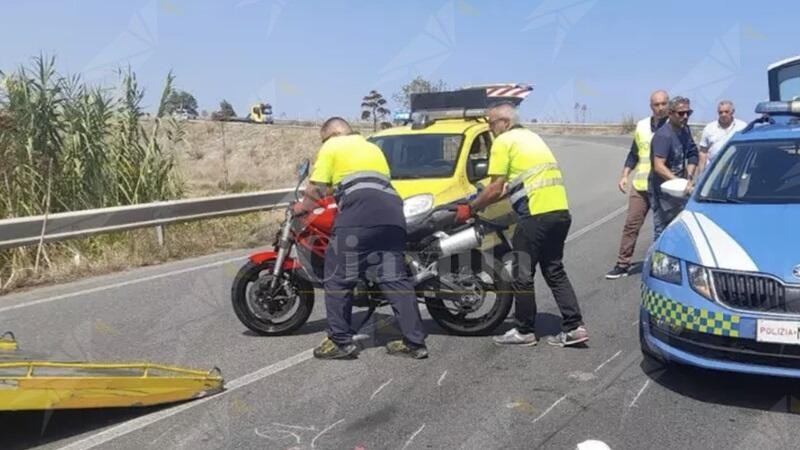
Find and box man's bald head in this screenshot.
[486,102,519,136]
[320,117,353,142]
[649,90,669,119]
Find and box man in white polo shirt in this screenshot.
[696,100,747,177]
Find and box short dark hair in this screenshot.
[668,96,690,112]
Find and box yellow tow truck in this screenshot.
[368,83,535,253]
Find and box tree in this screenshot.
[213,99,236,120]
[361,90,390,131]
[392,76,448,111]
[163,89,198,116]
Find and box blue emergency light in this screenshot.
[754,100,800,115]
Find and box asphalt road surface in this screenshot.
[3,135,800,450]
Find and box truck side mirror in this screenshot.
[297,159,311,180]
[468,158,488,181]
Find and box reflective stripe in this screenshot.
[509,177,564,205]
[335,170,397,199]
[341,182,398,197]
[339,170,391,186]
[508,162,559,190]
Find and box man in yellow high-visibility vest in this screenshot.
[456,102,587,347]
[605,90,669,279]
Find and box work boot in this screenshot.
[386,340,428,359]
[546,326,589,347]
[313,337,358,360]
[492,328,538,346]
[605,265,629,280]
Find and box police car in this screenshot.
[640,56,800,377]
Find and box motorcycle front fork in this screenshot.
[269,212,294,290]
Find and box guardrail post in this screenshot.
[155,225,165,247]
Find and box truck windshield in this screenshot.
[369,134,463,179]
[698,139,800,204]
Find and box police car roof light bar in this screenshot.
[754,100,800,115]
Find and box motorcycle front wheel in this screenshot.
[424,260,513,336]
[231,260,315,335]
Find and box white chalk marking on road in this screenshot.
[402,423,426,450]
[58,349,314,450]
[370,378,393,400]
[565,205,628,243]
[437,370,448,386]
[271,423,317,431]
[0,255,244,314]
[594,350,622,373]
[310,418,345,449]
[629,380,651,408]
[632,320,639,327]
[532,395,568,424]
[254,427,301,444]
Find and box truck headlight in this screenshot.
[650,251,682,285]
[687,263,714,300]
[403,194,434,220]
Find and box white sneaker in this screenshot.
[492,328,538,346]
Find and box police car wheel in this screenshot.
[231,261,315,336]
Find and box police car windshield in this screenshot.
[698,139,800,204]
[369,134,463,179]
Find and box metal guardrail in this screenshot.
[0,187,297,251]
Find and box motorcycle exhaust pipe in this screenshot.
[430,226,483,258]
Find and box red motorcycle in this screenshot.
[231,159,514,336]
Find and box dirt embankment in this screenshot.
[168,120,657,196]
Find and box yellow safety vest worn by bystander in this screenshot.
[632,117,656,192]
[309,134,404,228]
[488,126,569,217]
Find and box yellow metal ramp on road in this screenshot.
[0,332,224,411]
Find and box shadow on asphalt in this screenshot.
[243,310,566,341]
[1,404,171,450]
[641,357,800,415]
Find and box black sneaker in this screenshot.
[386,340,428,359]
[605,265,629,280]
[313,338,358,360]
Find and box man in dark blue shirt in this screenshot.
[648,96,698,238]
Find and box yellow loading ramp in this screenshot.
[0,332,224,411]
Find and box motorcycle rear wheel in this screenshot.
[231,260,315,335]
[424,261,512,336]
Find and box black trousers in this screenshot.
[509,210,584,334]
[323,225,427,347]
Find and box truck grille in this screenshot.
[712,270,800,314]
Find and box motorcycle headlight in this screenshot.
[650,251,682,285]
[403,194,434,220]
[687,263,714,300]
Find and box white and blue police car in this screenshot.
[640,96,800,378]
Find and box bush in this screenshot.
[0,54,185,290]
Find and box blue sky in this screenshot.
[1,0,797,123]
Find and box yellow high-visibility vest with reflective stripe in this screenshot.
[488,127,568,216]
[632,117,656,192]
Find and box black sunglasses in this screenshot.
[674,110,693,117]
